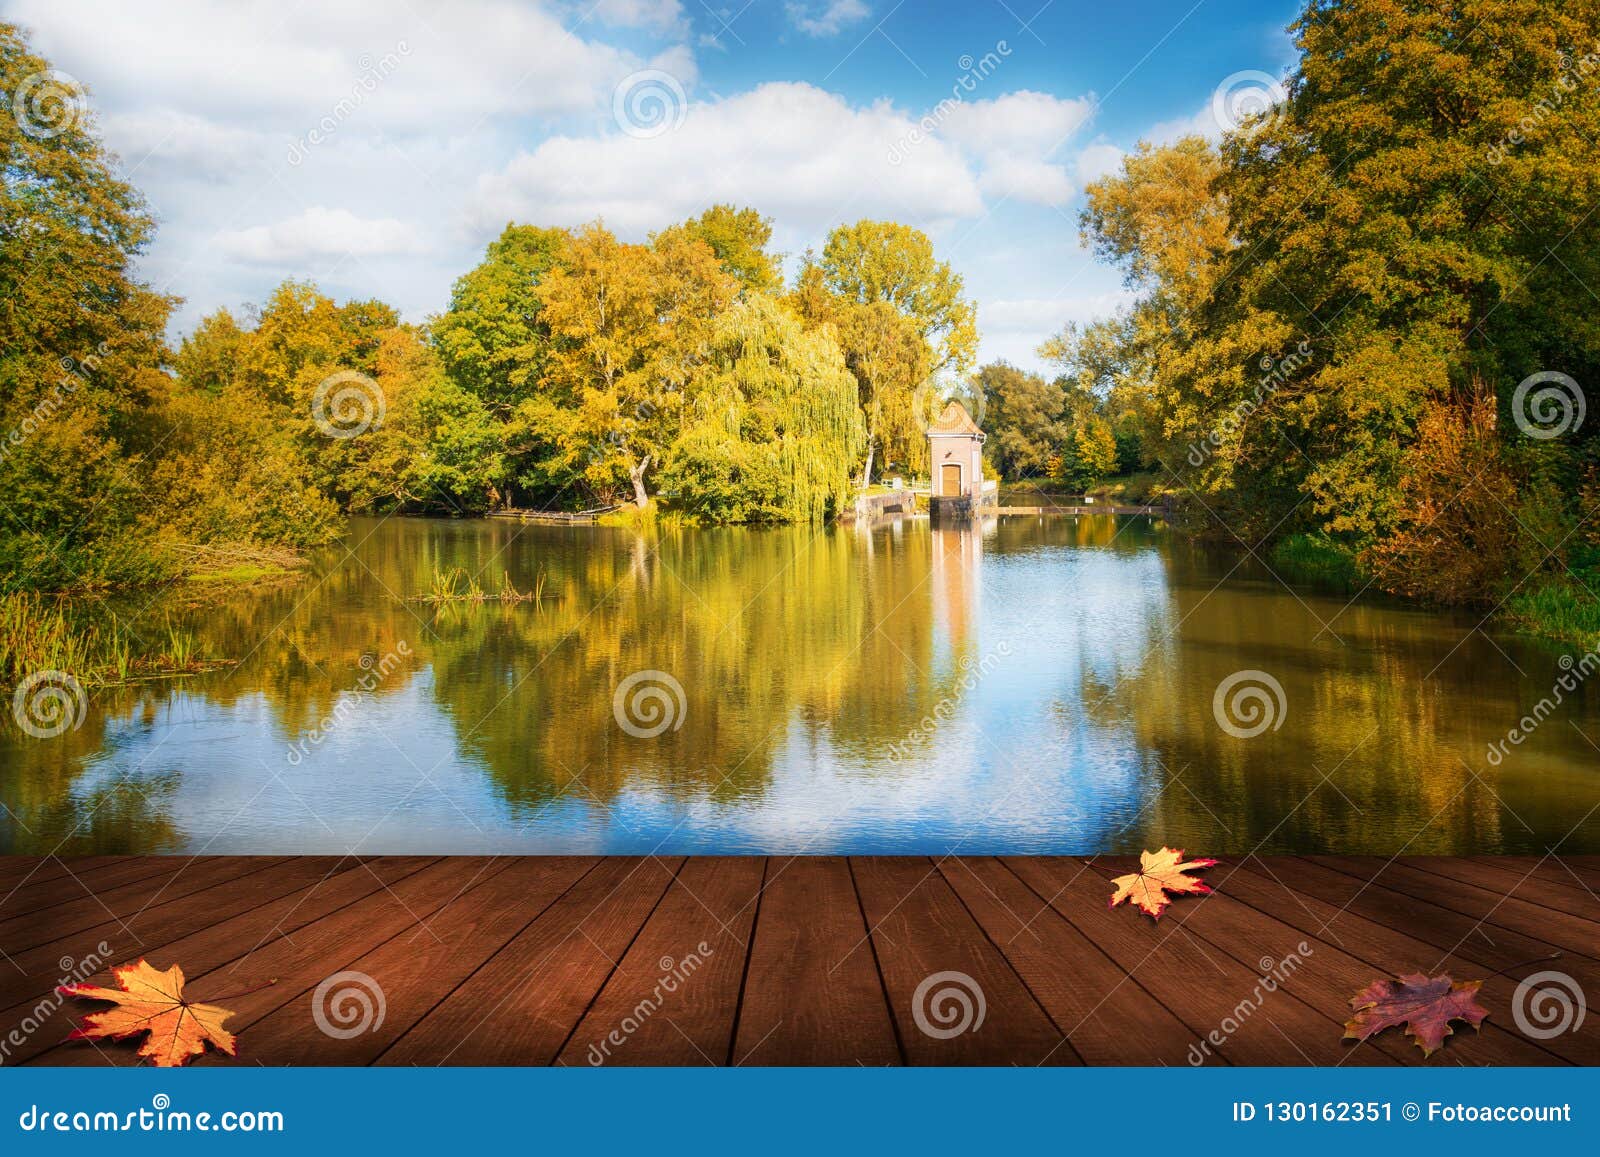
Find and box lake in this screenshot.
[3,514,1597,856]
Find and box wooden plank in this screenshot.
[0,857,133,891]
[0,857,291,954]
[1094,857,1563,1066]
[937,857,1220,1064]
[378,857,682,1066]
[852,857,1072,1065]
[1214,857,1594,1065]
[1406,856,1600,910]
[558,857,763,1067]
[215,858,599,1065]
[0,857,185,920]
[732,856,900,1066]
[24,856,476,1066]
[1472,856,1600,894]
[1004,857,1395,1066]
[1301,857,1600,961]
[0,857,368,1015]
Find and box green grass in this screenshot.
[1269,533,1364,591]
[186,563,293,584]
[1503,579,1600,651]
[1086,471,1166,504]
[0,592,227,691]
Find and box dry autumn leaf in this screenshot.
[59,958,242,1067]
[1344,972,1488,1057]
[1108,847,1218,920]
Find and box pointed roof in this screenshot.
[929,399,983,436]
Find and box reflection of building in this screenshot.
[927,401,997,521]
[931,523,981,651]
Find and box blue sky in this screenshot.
[6,0,1302,370]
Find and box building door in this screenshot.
[940,463,962,497]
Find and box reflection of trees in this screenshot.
[3,516,975,849]
[426,523,949,806]
[1071,571,1541,854]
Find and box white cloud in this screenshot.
[216,208,428,263]
[100,111,270,182]
[983,292,1137,335]
[588,0,686,33]
[1074,143,1126,187]
[976,155,1073,207]
[935,90,1094,208]
[939,91,1095,158]
[9,0,652,135]
[786,0,871,37]
[1145,103,1222,145]
[471,82,984,238]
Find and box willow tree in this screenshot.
[663,296,865,522]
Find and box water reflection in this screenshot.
[1,515,1596,855]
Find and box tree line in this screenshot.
[1043,0,1600,642]
[3,21,1027,594]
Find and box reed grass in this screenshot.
[0,592,227,689]
[412,566,554,605]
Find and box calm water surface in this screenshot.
[3,515,1597,855]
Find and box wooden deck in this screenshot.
[1,856,1594,1067]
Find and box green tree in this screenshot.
[818,220,979,374]
[978,361,1067,478]
[655,204,782,294]
[532,223,737,506]
[0,23,176,590]
[431,223,567,413]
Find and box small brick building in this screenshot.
[927,400,993,519]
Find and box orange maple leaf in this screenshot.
[1344,972,1488,1057]
[59,958,240,1067]
[1108,847,1218,920]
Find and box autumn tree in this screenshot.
[818,220,978,374]
[655,204,781,295]
[531,223,737,506]
[0,24,177,589]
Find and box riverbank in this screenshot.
[1270,533,1600,651]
